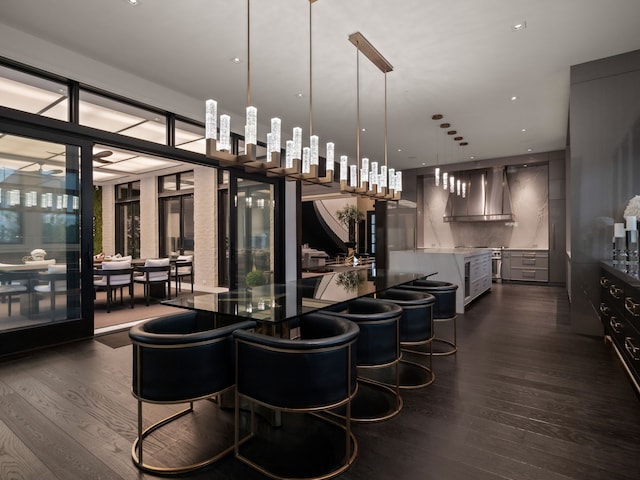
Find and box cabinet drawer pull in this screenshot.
[600,303,611,316]
[523,253,536,258]
[610,285,623,299]
[600,276,612,288]
[624,297,640,316]
[609,316,623,334]
[624,337,640,361]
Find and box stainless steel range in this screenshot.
[491,248,503,282]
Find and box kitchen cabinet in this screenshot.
[467,251,492,304]
[600,263,640,394]
[502,250,549,282]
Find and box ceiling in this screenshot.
[2,0,640,172]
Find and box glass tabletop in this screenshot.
[163,266,433,325]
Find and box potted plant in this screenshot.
[336,204,364,245]
[245,268,266,287]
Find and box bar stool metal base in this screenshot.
[330,362,403,423]
[432,315,457,356]
[236,401,358,480]
[132,398,234,475]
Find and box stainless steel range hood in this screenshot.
[443,167,514,222]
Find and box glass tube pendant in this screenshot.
[292,127,302,160]
[205,99,217,140]
[245,106,257,145]
[435,166,440,186]
[326,143,335,172]
[271,117,281,153]
[218,114,231,151]
[285,140,294,169]
[340,155,348,181]
[442,171,448,190]
[350,164,358,188]
[302,147,311,174]
[310,135,319,166]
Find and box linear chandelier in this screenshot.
[340,32,401,200]
[432,114,468,197]
[204,1,400,200]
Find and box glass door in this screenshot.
[159,194,194,257]
[235,179,275,289]
[115,200,140,258]
[0,132,84,355]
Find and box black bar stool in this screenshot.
[376,288,436,388]
[399,280,458,356]
[327,297,403,422]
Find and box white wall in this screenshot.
[193,166,218,288]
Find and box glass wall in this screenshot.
[236,178,275,289]
[0,133,81,333]
[79,90,167,144]
[159,172,194,257]
[0,64,68,121]
[115,181,141,258]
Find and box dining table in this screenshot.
[163,266,436,336]
[0,260,59,316]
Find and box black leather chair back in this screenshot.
[130,311,255,402]
[234,313,359,410]
[400,279,457,319]
[327,297,402,367]
[377,288,435,343]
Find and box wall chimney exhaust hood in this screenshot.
[443,167,514,222]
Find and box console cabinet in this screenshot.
[600,263,640,393]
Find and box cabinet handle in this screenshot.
[523,253,537,258]
[610,285,623,299]
[600,303,611,316]
[624,297,640,316]
[624,337,640,361]
[600,276,612,288]
[609,316,623,334]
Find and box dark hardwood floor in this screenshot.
[1,282,640,479]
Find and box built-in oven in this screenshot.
[491,248,503,282]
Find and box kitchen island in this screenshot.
[389,248,492,313]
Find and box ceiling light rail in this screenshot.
[341,31,401,200]
[203,2,400,200]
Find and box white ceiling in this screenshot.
[2,0,640,171]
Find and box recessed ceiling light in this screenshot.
[469,156,475,160]
[521,128,527,132]
[527,148,532,152]
[421,162,426,166]
[512,21,526,31]
[511,96,518,101]
[295,92,304,98]
[397,148,402,152]
[230,57,242,64]
[127,0,141,5]
[361,128,366,132]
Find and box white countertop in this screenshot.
[404,248,491,255]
